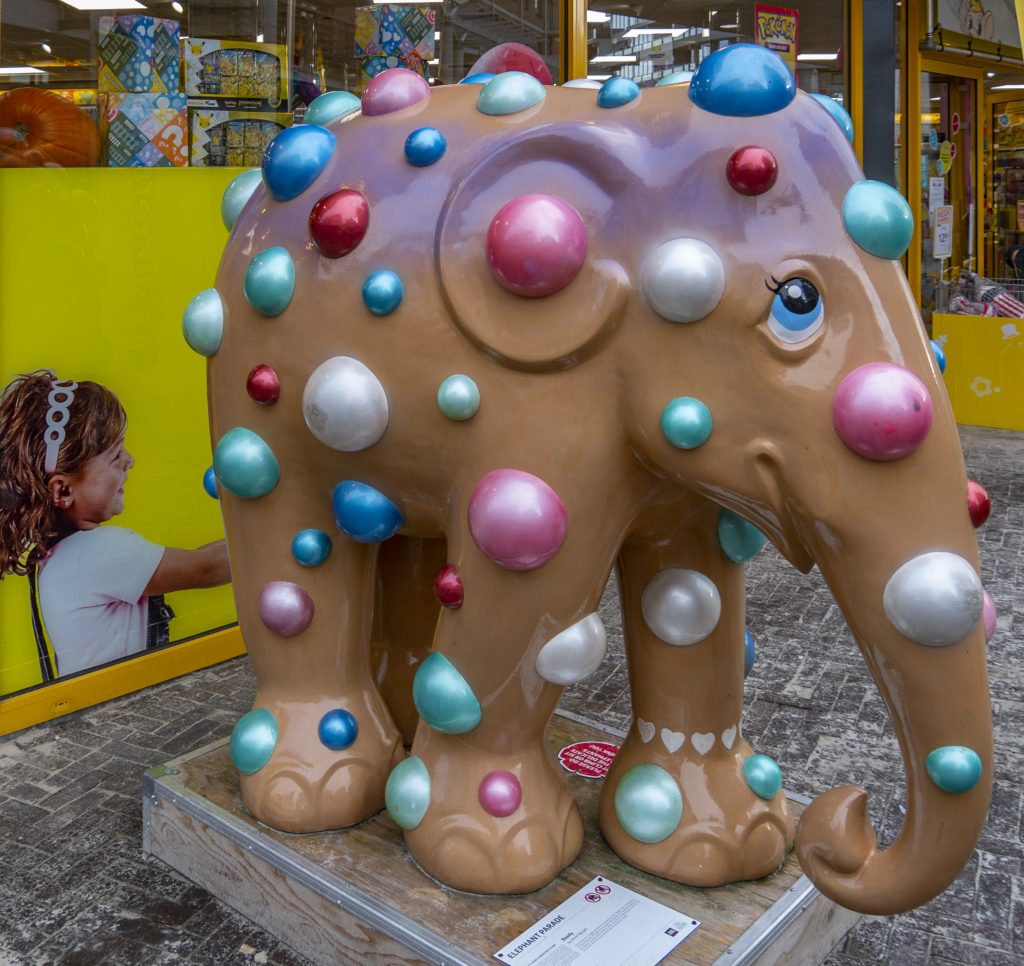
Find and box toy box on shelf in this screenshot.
[189,109,292,167]
[184,39,290,111]
[100,93,188,167]
[97,15,180,94]
[354,4,436,82]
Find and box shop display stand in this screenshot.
[142,713,861,966]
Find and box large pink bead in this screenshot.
[258,581,314,637]
[479,770,522,817]
[982,590,997,643]
[362,68,430,116]
[468,469,568,570]
[832,363,933,461]
[485,194,587,298]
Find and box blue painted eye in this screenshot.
[767,277,823,344]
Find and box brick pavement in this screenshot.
[0,424,1019,965]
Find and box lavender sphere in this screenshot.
[468,468,568,570]
[832,362,933,461]
[258,581,314,637]
[479,770,522,817]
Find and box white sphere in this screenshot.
[641,238,725,323]
[883,551,983,646]
[561,78,603,89]
[536,613,607,685]
[642,568,721,646]
[303,356,389,452]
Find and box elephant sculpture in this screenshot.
[183,44,993,916]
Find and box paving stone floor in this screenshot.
[0,424,1019,965]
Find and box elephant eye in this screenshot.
[766,276,823,344]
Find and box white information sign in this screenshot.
[933,205,954,260]
[929,177,946,211]
[493,876,700,966]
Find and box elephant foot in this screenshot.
[399,736,583,894]
[598,727,795,887]
[238,691,404,834]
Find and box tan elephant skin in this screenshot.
[203,60,993,916]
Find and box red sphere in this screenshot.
[433,564,464,609]
[967,479,992,528]
[726,146,778,196]
[246,364,281,405]
[309,189,369,258]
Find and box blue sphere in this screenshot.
[202,466,219,500]
[744,628,756,677]
[690,44,795,117]
[810,93,854,143]
[597,76,640,109]
[459,72,495,85]
[404,127,447,167]
[332,480,404,543]
[291,528,333,567]
[318,709,359,750]
[261,124,336,202]
[931,339,947,374]
[362,270,404,316]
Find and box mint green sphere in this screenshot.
[842,180,914,260]
[221,169,263,231]
[477,71,546,116]
[182,288,224,357]
[244,246,295,317]
[230,708,278,775]
[385,755,431,830]
[661,397,713,449]
[743,753,783,799]
[412,653,482,734]
[304,90,361,127]
[213,427,281,499]
[717,508,767,563]
[926,746,982,794]
[613,763,683,844]
[437,375,480,421]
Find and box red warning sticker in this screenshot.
[557,740,619,779]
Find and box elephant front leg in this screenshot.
[223,482,403,834]
[599,503,794,886]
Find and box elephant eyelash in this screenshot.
[765,275,783,294]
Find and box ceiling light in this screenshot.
[58,1,145,10]
[796,52,839,61]
[41,43,53,54]
[590,55,637,64]
[256,33,264,42]
[434,31,441,41]
[587,74,613,81]
[0,66,45,74]
[587,11,610,23]
[171,1,184,12]
[719,23,738,29]
[622,29,684,39]
[992,84,1024,90]
[987,72,996,78]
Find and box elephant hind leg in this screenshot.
[599,501,794,886]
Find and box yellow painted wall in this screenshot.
[932,313,1024,431]
[0,168,242,697]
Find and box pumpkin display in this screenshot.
[0,87,100,168]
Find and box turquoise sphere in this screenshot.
[230,708,278,775]
[743,754,783,799]
[182,288,224,357]
[597,77,640,109]
[221,169,263,231]
[413,653,482,734]
[926,746,982,794]
[477,71,546,116]
[810,93,854,143]
[717,509,767,564]
[385,756,431,830]
[214,427,281,498]
[842,181,914,260]
[613,763,683,844]
[437,374,480,421]
[304,90,361,127]
[291,528,333,567]
[244,246,295,317]
[661,397,713,449]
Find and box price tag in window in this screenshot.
[933,205,954,260]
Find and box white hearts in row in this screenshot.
[636,719,738,754]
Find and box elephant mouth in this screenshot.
[748,440,815,572]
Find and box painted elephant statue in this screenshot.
[183,44,993,916]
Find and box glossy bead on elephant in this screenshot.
[197,43,992,914]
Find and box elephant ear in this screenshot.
[436,126,634,371]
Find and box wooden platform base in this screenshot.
[142,712,861,966]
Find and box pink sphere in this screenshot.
[479,770,522,817]
[832,363,933,461]
[468,469,568,570]
[982,590,997,643]
[486,194,587,298]
[258,581,314,637]
[362,68,430,117]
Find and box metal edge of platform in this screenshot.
[142,732,838,966]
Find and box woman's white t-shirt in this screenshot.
[38,526,165,676]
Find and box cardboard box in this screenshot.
[100,93,188,167]
[189,109,291,167]
[184,40,289,110]
[98,16,180,94]
[355,5,436,82]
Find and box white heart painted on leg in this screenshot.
[692,732,715,756]
[638,719,655,743]
[661,728,685,753]
[722,725,738,750]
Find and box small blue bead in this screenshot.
[244,247,295,317]
[332,480,403,543]
[842,180,914,260]
[931,339,947,374]
[597,76,640,109]
[810,93,854,143]
[413,653,482,734]
[362,269,404,316]
[718,509,767,564]
[291,529,333,567]
[459,72,495,85]
[304,90,361,127]
[404,127,447,167]
[689,43,795,117]
[743,753,783,799]
[262,124,336,202]
[926,746,982,794]
[744,628,756,677]
[203,466,219,500]
[318,709,358,750]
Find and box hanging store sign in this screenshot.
[938,1,1022,54]
[754,5,799,74]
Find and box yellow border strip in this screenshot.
[908,0,923,307]
[564,0,588,81]
[849,0,864,167]
[0,627,245,736]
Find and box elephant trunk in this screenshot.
[793,513,993,916]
